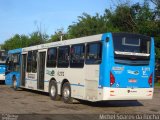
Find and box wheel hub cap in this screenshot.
[64,88,70,98]
[51,86,56,96]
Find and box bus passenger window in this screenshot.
[47,48,57,67]
[32,51,37,73]
[86,42,102,64]
[27,51,32,72]
[57,46,70,68]
[70,44,85,68]
[27,51,37,73]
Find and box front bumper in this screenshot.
[0,74,5,81]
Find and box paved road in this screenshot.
[0,84,160,119]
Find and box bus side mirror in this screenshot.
[106,37,110,42]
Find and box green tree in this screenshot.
[67,13,119,39]
[105,5,138,32]
[2,31,49,50]
[2,34,30,50]
[48,29,68,42]
[2,0,160,59]
[29,31,49,46]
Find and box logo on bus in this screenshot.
[127,70,139,75]
[127,90,137,93]
[46,70,55,76]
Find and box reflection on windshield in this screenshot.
[6,54,20,72]
[113,35,150,55]
[115,51,150,57]
[113,34,150,57]
[0,50,7,62]
[112,33,151,64]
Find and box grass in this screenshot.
[155,82,160,87]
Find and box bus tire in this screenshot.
[62,82,73,104]
[12,76,17,90]
[49,80,60,101]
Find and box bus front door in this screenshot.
[21,54,27,86]
[37,51,46,90]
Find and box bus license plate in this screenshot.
[128,79,137,83]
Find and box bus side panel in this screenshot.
[5,48,22,87]
[0,65,6,81]
[99,33,113,88]
[84,65,100,101]
[150,37,155,87]
[5,72,20,86]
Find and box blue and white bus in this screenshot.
[5,48,22,86]
[6,33,155,103]
[0,50,7,81]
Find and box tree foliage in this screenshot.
[67,12,119,39]
[2,31,48,50]
[2,34,29,50]
[48,29,68,42]
[2,0,160,58]
[29,31,48,46]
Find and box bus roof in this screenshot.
[8,48,22,54]
[112,32,151,40]
[22,33,103,52]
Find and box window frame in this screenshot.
[70,43,85,68]
[57,46,70,68]
[46,47,57,68]
[85,42,102,65]
[27,51,32,72]
[32,50,38,73]
[27,50,38,73]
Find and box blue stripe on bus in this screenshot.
[25,79,37,81]
[70,84,84,87]
[44,81,49,82]
[24,79,83,87]
[25,79,49,83]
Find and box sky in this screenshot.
[0,0,144,44]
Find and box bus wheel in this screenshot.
[49,80,60,101]
[12,76,17,90]
[62,82,73,104]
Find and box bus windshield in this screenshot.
[6,54,20,72]
[113,33,151,62]
[0,50,7,66]
[0,50,7,62]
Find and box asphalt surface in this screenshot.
[0,83,160,120]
